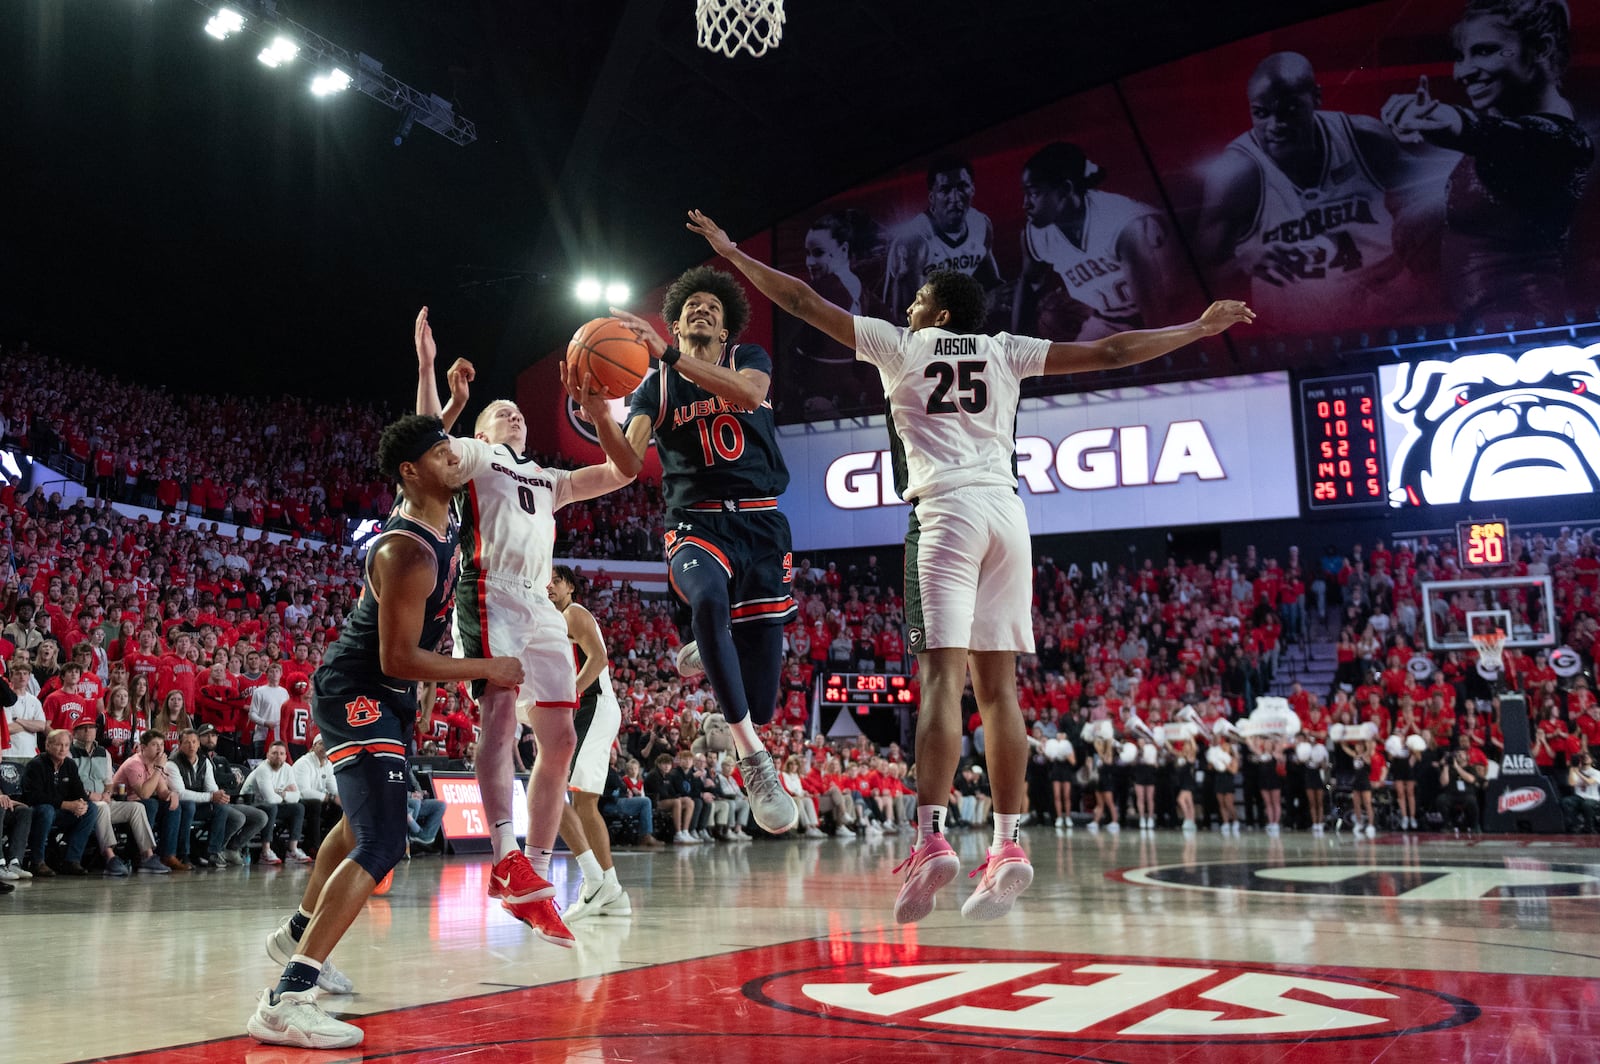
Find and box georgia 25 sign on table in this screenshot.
[777,372,1299,551]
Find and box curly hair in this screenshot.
[376,414,446,481]
[1455,0,1571,82]
[661,265,751,343]
[923,269,990,334]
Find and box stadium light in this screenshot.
[204,7,245,40]
[257,36,300,68]
[604,283,631,305]
[575,278,604,303]
[310,68,352,97]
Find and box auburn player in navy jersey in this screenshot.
[610,267,801,834]
[248,415,524,1051]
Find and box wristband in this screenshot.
[659,346,682,368]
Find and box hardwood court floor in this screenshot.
[5,827,1599,1063]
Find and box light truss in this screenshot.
[190,0,477,147]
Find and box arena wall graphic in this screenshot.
[1380,342,1600,507]
[778,373,1299,552]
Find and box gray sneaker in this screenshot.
[737,749,799,835]
[103,857,132,877]
[138,854,171,875]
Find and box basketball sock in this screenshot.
[672,556,752,725]
[287,907,312,942]
[275,956,322,998]
[491,821,517,864]
[729,717,762,759]
[575,849,603,888]
[917,804,945,847]
[993,813,1020,852]
[602,865,619,888]
[731,623,785,727]
[524,847,554,880]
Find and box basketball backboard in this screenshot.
[1421,575,1557,651]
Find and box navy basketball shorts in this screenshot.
[312,669,413,878]
[663,507,798,627]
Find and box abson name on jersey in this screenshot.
[827,419,1224,509]
[932,337,981,357]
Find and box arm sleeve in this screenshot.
[449,436,495,483]
[852,317,906,374]
[1000,332,1051,379]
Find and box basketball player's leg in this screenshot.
[730,622,784,726]
[457,581,524,865]
[671,549,750,729]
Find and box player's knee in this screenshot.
[348,829,407,881]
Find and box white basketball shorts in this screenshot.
[454,572,576,720]
[904,486,1034,654]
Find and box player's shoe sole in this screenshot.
[502,897,577,947]
[961,847,1034,921]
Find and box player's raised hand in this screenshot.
[1381,76,1459,143]
[559,358,607,422]
[414,307,437,365]
[1196,300,1255,335]
[686,209,737,257]
[484,656,525,689]
[447,357,474,403]
[607,306,670,358]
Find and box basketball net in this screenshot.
[1471,630,1506,674]
[695,0,785,57]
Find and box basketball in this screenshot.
[567,317,651,399]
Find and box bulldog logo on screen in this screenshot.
[1386,344,1600,507]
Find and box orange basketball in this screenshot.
[567,317,651,399]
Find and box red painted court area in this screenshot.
[85,940,1600,1063]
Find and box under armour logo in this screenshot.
[387,770,405,783]
[723,500,737,511]
[677,522,693,531]
[680,559,700,571]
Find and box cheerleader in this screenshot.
[1252,736,1285,836]
[1088,726,1120,834]
[1340,728,1379,837]
[1208,737,1240,836]
[1170,729,1199,833]
[1042,730,1076,831]
[1132,742,1158,831]
[1388,726,1426,831]
[1299,740,1328,835]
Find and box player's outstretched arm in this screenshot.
[686,209,857,350]
[1042,300,1254,375]
[561,359,640,499]
[415,307,474,432]
[372,538,524,689]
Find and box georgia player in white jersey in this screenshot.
[415,307,641,947]
[684,207,1251,925]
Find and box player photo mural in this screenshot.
[1381,342,1600,507]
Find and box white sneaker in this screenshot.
[260,849,283,865]
[1181,819,1196,833]
[265,920,357,994]
[563,878,624,923]
[865,821,884,838]
[675,640,705,679]
[1063,819,1073,831]
[673,831,696,845]
[223,849,247,866]
[8,859,32,880]
[1087,821,1099,834]
[882,822,899,834]
[1364,824,1376,838]
[834,824,857,839]
[804,826,827,838]
[599,885,633,916]
[696,829,714,843]
[1312,823,1325,836]
[1107,821,1121,835]
[247,988,362,1049]
[0,863,16,881]
[288,847,314,864]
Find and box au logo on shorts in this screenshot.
[344,696,383,728]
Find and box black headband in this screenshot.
[399,427,452,467]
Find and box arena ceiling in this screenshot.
[0,0,1373,406]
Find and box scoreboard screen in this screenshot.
[1457,519,1509,568]
[1299,373,1387,510]
[822,672,916,707]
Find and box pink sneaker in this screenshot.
[960,841,1034,920]
[892,833,960,924]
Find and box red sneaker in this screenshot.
[502,896,576,948]
[372,868,394,897]
[960,841,1034,921]
[891,833,960,924]
[487,852,554,904]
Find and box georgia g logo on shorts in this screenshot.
[1386,344,1600,507]
[345,695,383,728]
